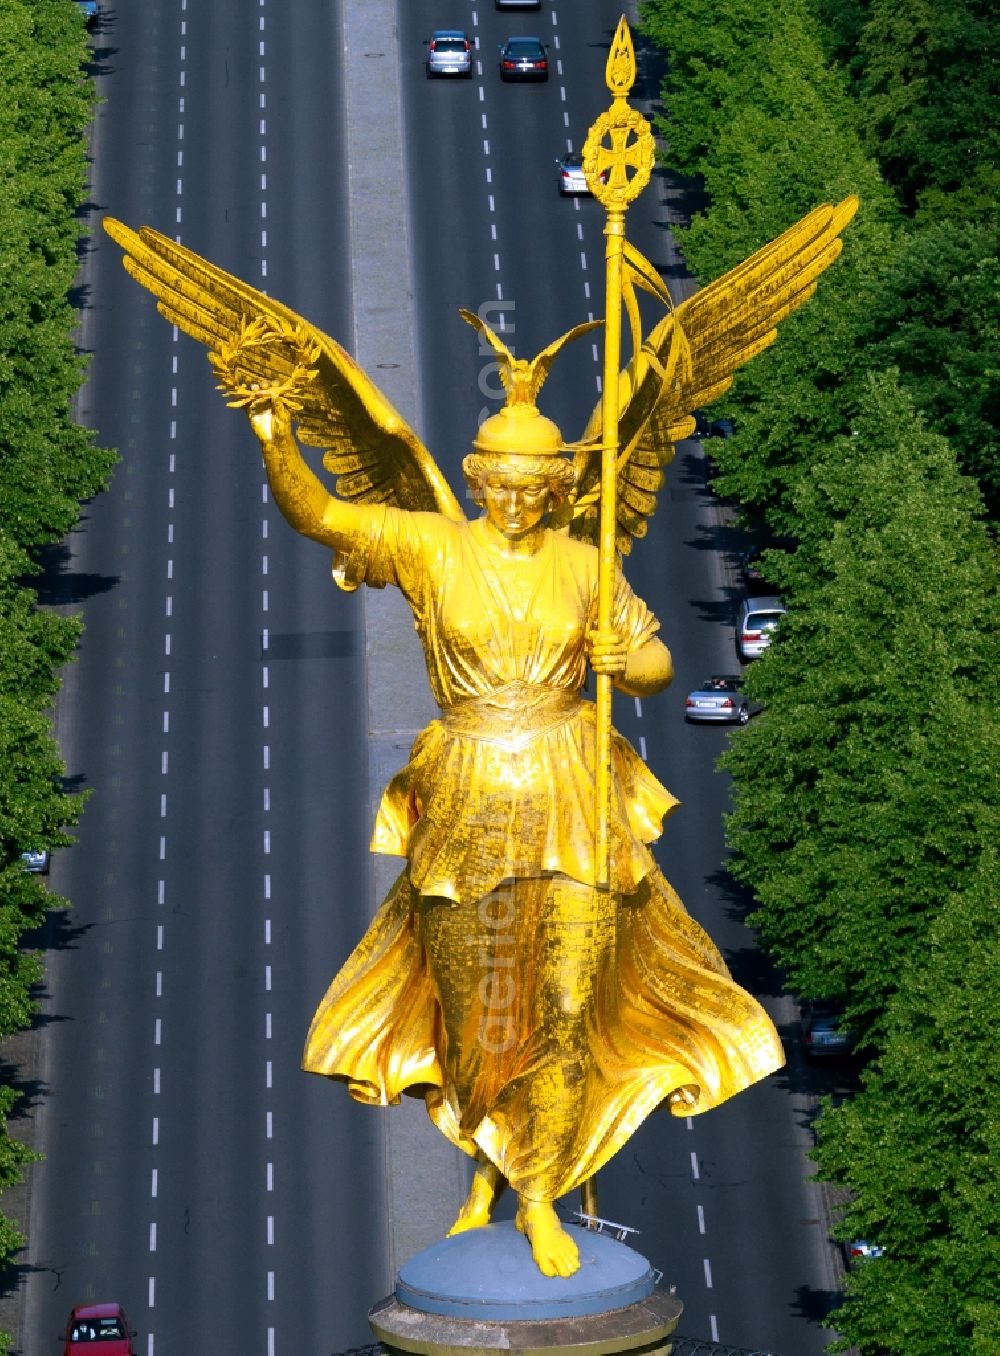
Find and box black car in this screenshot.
[498,37,549,81]
[802,1001,855,1058]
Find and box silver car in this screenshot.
[496,0,542,10]
[684,675,761,725]
[736,595,785,661]
[426,30,473,79]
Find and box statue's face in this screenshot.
[480,472,551,540]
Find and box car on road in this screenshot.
[556,151,589,195]
[425,30,473,78]
[802,1001,855,1058]
[691,408,736,442]
[498,37,549,81]
[75,0,99,25]
[64,1303,135,1354]
[684,675,762,725]
[496,0,542,9]
[21,849,50,874]
[735,595,785,661]
[738,544,769,588]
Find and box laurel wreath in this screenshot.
[209,317,321,414]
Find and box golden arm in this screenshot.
[588,630,673,698]
[620,635,673,697]
[248,405,366,551]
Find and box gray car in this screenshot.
[426,30,473,78]
[684,675,761,725]
[496,0,542,10]
[736,594,785,661]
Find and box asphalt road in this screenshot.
[28,3,384,1353]
[22,2,846,1354]
[399,6,844,1347]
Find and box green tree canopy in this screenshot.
[812,851,1000,1355]
[724,374,997,1039]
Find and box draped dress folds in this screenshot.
[303,507,784,1201]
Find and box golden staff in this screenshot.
[583,17,656,889]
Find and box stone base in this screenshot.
[368,1222,683,1356]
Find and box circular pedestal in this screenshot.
[369,1222,682,1356]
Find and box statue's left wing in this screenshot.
[566,196,859,553]
[103,219,466,521]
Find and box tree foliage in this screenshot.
[639,1,1000,1350]
[862,221,1000,515]
[0,0,114,550]
[853,0,1000,221]
[0,0,109,1316]
[812,853,1000,1354]
[640,0,999,520]
[723,376,998,1045]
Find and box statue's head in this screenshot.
[458,309,596,530]
[463,449,574,540]
[464,403,575,510]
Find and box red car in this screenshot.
[64,1303,135,1355]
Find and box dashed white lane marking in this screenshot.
[259,5,276,1347]
[690,1150,700,1181]
[147,13,187,1339]
[703,1257,713,1289]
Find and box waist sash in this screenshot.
[440,683,583,751]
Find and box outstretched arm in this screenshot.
[249,404,366,552]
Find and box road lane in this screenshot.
[26,1,844,1353]
[29,2,382,1353]
[400,2,839,1352]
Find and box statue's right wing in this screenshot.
[103,219,466,521]
[566,197,859,553]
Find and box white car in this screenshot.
[846,1240,885,1262]
[556,152,589,195]
[735,595,785,661]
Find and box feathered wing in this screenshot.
[568,196,859,553]
[102,219,466,521]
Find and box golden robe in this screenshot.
[303,508,784,1201]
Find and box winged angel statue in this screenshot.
[104,187,856,1277]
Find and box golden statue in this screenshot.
[104,18,856,1281]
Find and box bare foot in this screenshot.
[515,1199,580,1277]
[448,1159,502,1236]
